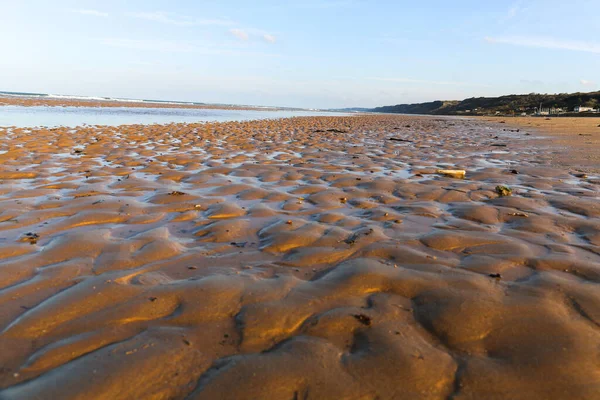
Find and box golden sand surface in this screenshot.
[0,95,275,111]
[484,116,600,173]
[0,115,599,399]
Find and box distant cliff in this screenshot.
[371,91,600,115]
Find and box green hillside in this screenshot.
[372,91,600,115]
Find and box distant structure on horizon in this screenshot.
[535,103,600,115]
[535,103,564,116]
[574,105,597,113]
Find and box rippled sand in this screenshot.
[0,115,599,399]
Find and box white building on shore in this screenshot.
[574,106,597,113]
[536,107,564,116]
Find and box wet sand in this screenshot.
[0,115,599,399]
[484,116,600,173]
[0,95,277,111]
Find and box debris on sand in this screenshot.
[168,191,186,196]
[509,212,529,218]
[495,185,512,197]
[313,128,348,133]
[20,232,40,245]
[388,137,413,142]
[436,169,466,179]
[353,314,372,326]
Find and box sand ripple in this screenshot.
[0,115,599,399]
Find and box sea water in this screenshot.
[0,105,348,128]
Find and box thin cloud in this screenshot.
[230,29,249,41]
[369,77,487,87]
[69,9,109,17]
[295,0,362,9]
[98,37,281,58]
[99,38,197,52]
[262,34,277,44]
[499,1,530,24]
[581,79,597,87]
[485,36,600,54]
[127,11,234,26]
[244,28,279,43]
[506,0,524,19]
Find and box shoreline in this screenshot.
[0,95,299,112]
[0,115,598,398]
[0,105,350,129]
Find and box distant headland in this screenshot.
[369,91,600,117]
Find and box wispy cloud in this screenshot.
[69,9,109,17]
[244,29,278,44]
[506,0,524,19]
[507,6,519,18]
[99,38,197,53]
[98,37,281,58]
[485,36,600,54]
[368,77,487,87]
[230,29,249,41]
[262,34,277,44]
[499,1,530,23]
[126,11,276,44]
[294,0,362,9]
[581,79,597,87]
[127,11,233,26]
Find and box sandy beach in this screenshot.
[486,116,600,173]
[0,95,279,111]
[0,114,599,399]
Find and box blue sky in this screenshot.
[0,0,598,108]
